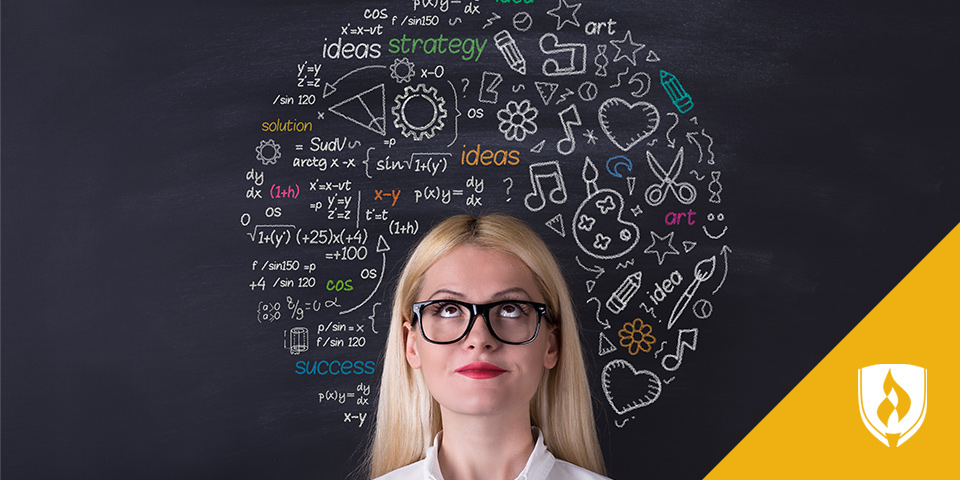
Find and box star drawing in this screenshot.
[583,129,598,144]
[644,230,680,265]
[610,30,645,66]
[547,0,582,31]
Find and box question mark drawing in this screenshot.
[461,78,470,98]
[503,177,513,201]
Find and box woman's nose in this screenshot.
[464,313,498,350]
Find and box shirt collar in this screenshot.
[422,427,556,480]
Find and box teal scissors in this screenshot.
[644,148,697,206]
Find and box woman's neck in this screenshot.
[435,408,536,480]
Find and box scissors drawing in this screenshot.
[644,148,696,206]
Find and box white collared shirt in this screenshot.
[373,428,611,480]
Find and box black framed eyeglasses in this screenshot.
[411,299,549,345]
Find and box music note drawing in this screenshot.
[524,161,568,212]
[661,328,698,371]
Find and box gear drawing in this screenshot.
[391,84,447,141]
[256,139,281,165]
[389,57,416,83]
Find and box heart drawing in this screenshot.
[601,359,662,415]
[598,98,660,151]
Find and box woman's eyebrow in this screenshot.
[426,288,465,299]
[489,287,531,300]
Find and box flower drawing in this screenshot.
[618,318,657,355]
[497,99,539,141]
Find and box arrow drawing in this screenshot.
[341,236,390,314]
[665,112,680,149]
[322,65,387,98]
[686,131,704,163]
[576,255,605,279]
[711,245,731,295]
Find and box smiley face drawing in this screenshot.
[573,157,641,260]
[703,212,728,239]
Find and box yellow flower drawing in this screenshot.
[618,318,656,355]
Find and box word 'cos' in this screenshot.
[326,279,353,291]
[295,360,377,375]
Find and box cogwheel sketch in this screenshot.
[389,57,416,83]
[391,84,447,141]
[255,139,281,165]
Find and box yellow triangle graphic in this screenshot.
[707,223,960,478]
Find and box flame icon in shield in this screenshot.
[858,364,927,447]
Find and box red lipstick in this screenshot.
[455,362,507,379]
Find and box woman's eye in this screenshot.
[498,303,524,317]
[438,304,462,317]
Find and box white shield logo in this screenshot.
[858,364,927,447]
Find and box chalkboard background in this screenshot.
[3,1,958,479]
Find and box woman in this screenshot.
[368,214,610,480]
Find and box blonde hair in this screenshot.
[367,214,605,478]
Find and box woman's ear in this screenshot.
[403,322,422,369]
[543,326,559,369]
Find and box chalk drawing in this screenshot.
[288,327,309,355]
[576,255,605,279]
[605,155,633,178]
[610,67,630,88]
[598,98,660,151]
[709,171,723,203]
[644,230,680,265]
[644,149,696,206]
[595,44,609,76]
[686,131,704,162]
[692,299,713,319]
[494,30,527,75]
[535,81,559,105]
[329,84,387,136]
[629,71,652,98]
[665,112,680,149]
[573,157,641,260]
[546,0,582,31]
[703,213,727,240]
[653,341,667,359]
[392,84,446,141]
[667,256,716,329]
[606,271,643,314]
[545,213,566,237]
[389,58,416,83]
[617,318,657,355]
[556,104,582,155]
[256,139,281,165]
[479,71,503,104]
[610,30,645,66]
[712,245,731,295]
[497,99,539,142]
[368,302,382,334]
[322,64,387,98]
[602,359,662,414]
[540,33,587,76]
[340,236,390,315]
[599,332,617,356]
[587,297,611,330]
[512,11,533,32]
[661,328,698,371]
[483,12,501,29]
